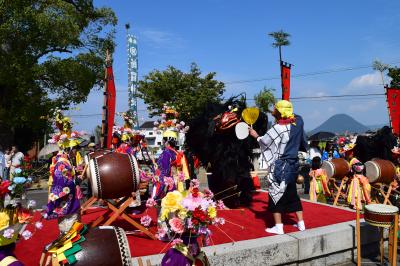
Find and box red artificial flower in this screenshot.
[0,180,11,197]
[191,187,199,198]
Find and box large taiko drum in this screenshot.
[74,226,132,266]
[322,158,350,179]
[364,204,399,228]
[365,159,396,184]
[89,152,140,199]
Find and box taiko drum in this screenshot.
[89,152,140,199]
[322,158,350,179]
[365,159,396,184]
[364,204,399,228]
[74,226,132,266]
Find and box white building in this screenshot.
[139,121,186,156]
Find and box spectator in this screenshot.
[10,146,24,180]
[3,147,12,180]
[0,146,4,179]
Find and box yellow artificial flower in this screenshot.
[161,191,183,213]
[160,209,170,221]
[0,212,10,231]
[207,207,217,219]
[178,209,188,219]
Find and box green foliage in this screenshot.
[0,0,117,151]
[372,60,389,73]
[268,30,291,48]
[388,67,400,88]
[137,63,225,121]
[254,87,276,113]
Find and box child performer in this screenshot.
[347,159,371,209]
[309,157,331,203]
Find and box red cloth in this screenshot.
[253,176,261,189]
[15,192,358,265]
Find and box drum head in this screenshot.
[235,122,249,140]
[322,161,334,178]
[365,161,379,183]
[365,204,399,214]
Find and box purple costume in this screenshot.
[0,244,24,266]
[153,148,177,200]
[46,152,80,219]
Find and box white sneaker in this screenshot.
[265,224,284,235]
[293,220,306,231]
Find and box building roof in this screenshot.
[140,121,155,129]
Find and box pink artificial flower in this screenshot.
[155,227,167,240]
[48,139,56,144]
[161,114,167,119]
[59,134,67,140]
[21,230,32,240]
[203,188,214,199]
[171,238,183,246]
[214,217,225,225]
[178,172,185,182]
[71,132,77,138]
[216,200,226,210]
[35,221,43,230]
[140,215,152,227]
[169,217,185,234]
[146,198,156,208]
[164,177,175,189]
[190,179,200,189]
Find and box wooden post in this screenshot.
[393,213,398,266]
[356,204,361,266]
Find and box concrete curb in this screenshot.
[131,220,383,266]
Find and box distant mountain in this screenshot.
[309,114,370,135]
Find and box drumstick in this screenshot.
[80,164,88,180]
[213,185,238,197]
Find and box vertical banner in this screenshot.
[281,61,291,101]
[127,34,139,128]
[105,64,116,148]
[386,87,400,136]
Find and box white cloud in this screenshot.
[140,29,184,49]
[348,100,378,112]
[348,71,383,89]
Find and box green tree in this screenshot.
[0,0,117,151]
[268,30,291,62]
[254,87,276,113]
[388,67,400,88]
[372,60,389,86]
[137,63,225,121]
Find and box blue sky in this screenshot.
[70,0,400,132]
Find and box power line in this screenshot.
[224,60,400,84]
[246,93,385,101]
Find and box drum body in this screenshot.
[364,204,399,228]
[75,226,132,266]
[89,152,140,199]
[84,150,112,179]
[365,159,396,184]
[322,158,350,179]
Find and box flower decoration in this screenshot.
[150,182,223,240]
[21,230,32,240]
[140,215,152,227]
[3,229,14,239]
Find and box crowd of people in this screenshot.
[0,146,25,181]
